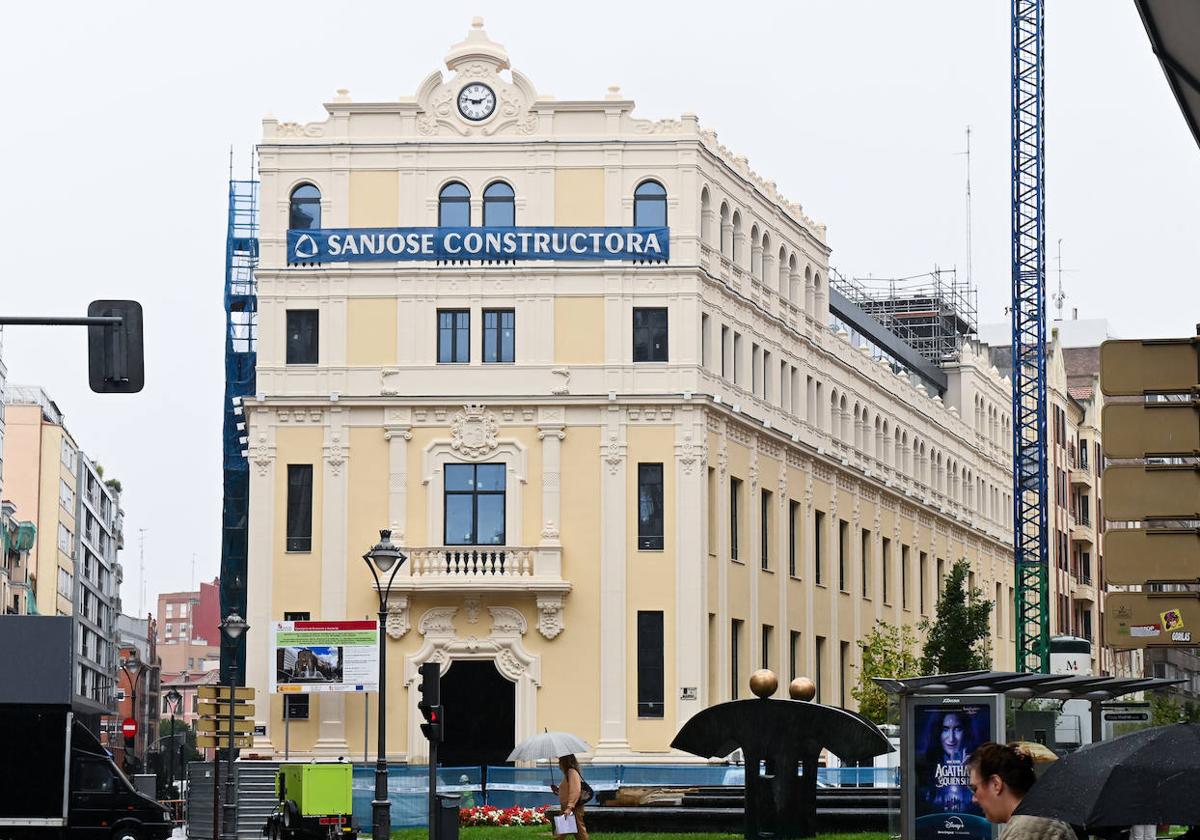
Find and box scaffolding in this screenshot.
[219,176,258,688]
[829,268,977,365]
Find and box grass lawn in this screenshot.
[394,829,888,840]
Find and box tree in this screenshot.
[852,620,921,724]
[919,557,993,675]
[1150,693,1200,726]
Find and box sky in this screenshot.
[1,1,1197,614]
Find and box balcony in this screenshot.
[1071,519,1095,546]
[377,545,570,640]
[1070,466,1093,488]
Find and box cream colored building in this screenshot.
[4,387,80,617]
[244,20,1020,764]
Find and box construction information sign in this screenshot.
[270,620,379,694]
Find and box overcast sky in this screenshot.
[1,1,1196,615]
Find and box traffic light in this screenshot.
[1100,333,1200,649]
[418,662,443,744]
[87,300,144,394]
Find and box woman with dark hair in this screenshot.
[552,754,590,840]
[967,742,1074,840]
[918,709,982,815]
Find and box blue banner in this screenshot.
[287,226,669,264]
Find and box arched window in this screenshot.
[719,203,732,257]
[289,184,321,230]
[750,224,762,280]
[438,182,471,227]
[483,182,515,227]
[731,211,743,264]
[634,180,667,226]
[700,188,713,245]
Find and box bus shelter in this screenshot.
[874,670,1180,840]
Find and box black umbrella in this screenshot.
[1015,723,1200,827]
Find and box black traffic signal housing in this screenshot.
[418,662,443,743]
[87,300,144,394]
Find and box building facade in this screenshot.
[73,453,124,722]
[109,613,162,771]
[1,500,36,615]
[244,21,1018,764]
[156,579,221,676]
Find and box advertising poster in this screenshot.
[270,620,379,694]
[913,702,993,840]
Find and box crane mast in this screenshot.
[1011,0,1050,673]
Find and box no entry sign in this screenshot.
[121,717,137,738]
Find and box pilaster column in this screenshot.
[674,409,706,726]
[594,406,630,758]
[314,407,351,756]
[383,408,412,543]
[538,408,566,545]
[246,408,276,751]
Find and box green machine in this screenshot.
[264,764,358,840]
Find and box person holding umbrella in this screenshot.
[552,754,591,840]
[967,742,1075,840]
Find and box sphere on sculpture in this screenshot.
[789,677,817,701]
[749,669,778,698]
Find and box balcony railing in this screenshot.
[408,547,535,579]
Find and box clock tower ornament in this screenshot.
[458,83,496,121]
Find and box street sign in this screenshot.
[1104,711,1151,722]
[196,702,256,718]
[121,718,137,738]
[1100,338,1199,396]
[196,734,253,750]
[1102,402,1200,459]
[1104,591,1200,648]
[196,718,255,735]
[198,685,256,701]
[1102,464,1200,521]
[1105,528,1200,584]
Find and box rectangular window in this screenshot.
[840,641,851,707]
[637,463,665,550]
[919,552,928,614]
[838,519,849,592]
[60,479,75,512]
[733,333,743,385]
[57,567,73,599]
[283,611,311,719]
[815,636,825,703]
[937,557,945,596]
[789,631,801,681]
[730,478,742,562]
[752,343,761,396]
[637,611,665,717]
[995,582,1004,638]
[721,325,731,378]
[285,310,319,364]
[881,538,892,604]
[763,351,773,402]
[633,307,669,362]
[814,510,825,585]
[861,529,871,598]
[901,545,910,609]
[701,313,711,369]
[437,309,470,363]
[760,490,772,570]
[58,524,72,555]
[286,465,313,552]
[731,619,743,700]
[444,463,506,545]
[761,624,773,670]
[482,309,515,363]
[788,501,800,578]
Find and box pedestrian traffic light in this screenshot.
[418,662,442,743]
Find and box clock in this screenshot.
[457,83,496,121]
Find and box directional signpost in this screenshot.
[1101,332,1200,649]
[198,684,256,840]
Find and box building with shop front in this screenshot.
[243,20,1019,765]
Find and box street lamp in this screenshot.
[119,649,148,772]
[362,530,406,840]
[164,685,183,797]
[218,612,249,840]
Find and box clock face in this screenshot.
[457,83,496,121]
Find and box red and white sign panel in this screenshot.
[121,717,138,738]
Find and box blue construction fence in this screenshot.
[350,764,899,828]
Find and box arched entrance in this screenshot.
[438,659,516,768]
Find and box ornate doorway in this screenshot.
[438,659,516,768]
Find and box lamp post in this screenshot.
[119,649,148,772]
[361,530,406,840]
[218,612,249,840]
[164,685,183,797]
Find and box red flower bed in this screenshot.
[459,805,550,827]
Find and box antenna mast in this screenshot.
[138,528,147,616]
[1052,238,1066,320]
[965,125,974,286]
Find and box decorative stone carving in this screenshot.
[540,521,560,539]
[278,121,326,138]
[495,648,526,680]
[489,606,527,635]
[678,433,704,476]
[385,595,410,639]
[536,594,565,640]
[718,440,729,478]
[324,434,347,477]
[419,607,459,637]
[451,404,500,459]
[604,431,624,475]
[463,597,481,624]
[252,433,274,478]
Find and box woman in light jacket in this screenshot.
[553,754,589,839]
